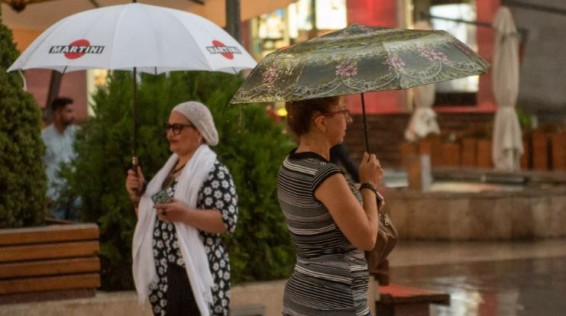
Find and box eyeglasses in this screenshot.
[324,108,352,121]
[165,123,195,135]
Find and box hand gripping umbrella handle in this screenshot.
[131,155,140,194]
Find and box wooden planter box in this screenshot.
[0,223,100,304]
[520,140,531,170]
[440,142,461,166]
[476,139,493,168]
[551,132,566,170]
[399,142,418,170]
[532,130,550,170]
[418,139,442,167]
[461,138,477,167]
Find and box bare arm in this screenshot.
[315,174,378,250]
[315,152,383,250]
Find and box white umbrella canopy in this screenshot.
[492,6,523,171]
[7,2,257,74]
[7,2,257,160]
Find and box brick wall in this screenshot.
[343,112,494,168]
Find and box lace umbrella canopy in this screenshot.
[231,24,489,151]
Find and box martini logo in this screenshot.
[49,39,105,60]
[206,40,241,60]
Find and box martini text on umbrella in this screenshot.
[49,39,105,60]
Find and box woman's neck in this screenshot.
[296,136,331,160]
[176,154,192,169]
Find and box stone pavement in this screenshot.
[1,239,564,315]
[387,239,566,316]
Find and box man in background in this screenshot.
[41,97,81,220]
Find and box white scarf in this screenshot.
[132,144,216,316]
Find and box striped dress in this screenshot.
[277,151,370,316]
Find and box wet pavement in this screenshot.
[387,240,566,316]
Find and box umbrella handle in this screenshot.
[131,156,138,169]
[131,155,140,194]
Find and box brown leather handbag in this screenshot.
[366,209,398,282]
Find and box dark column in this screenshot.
[44,71,63,123]
[226,0,241,42]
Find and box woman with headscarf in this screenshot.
[126,101,238,316]
[278,95,383,315]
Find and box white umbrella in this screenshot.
[7,3,257,74]
[492,6,523,171]
[8,2,257,159]
[404,21,440,142]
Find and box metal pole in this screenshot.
[226,0,241,43]
[309,0,318,38]
[360,93,369,153]
[132,67,138,168]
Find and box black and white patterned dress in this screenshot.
[149,161,238,316]
[277,151,370,316]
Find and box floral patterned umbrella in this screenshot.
[230,24,488,151]
[231,24,488,103]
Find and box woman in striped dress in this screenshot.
[278,96,384,315]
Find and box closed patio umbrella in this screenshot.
[404,83,440,141]
[492,6,523,171]
[404,21,440,142]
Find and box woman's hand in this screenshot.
[154,199,187,223]
[125,166,146,204]
[358,152,383,187]
[154,199,227,232]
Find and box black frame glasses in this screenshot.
[165,123,195,135]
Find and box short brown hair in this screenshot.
[50,97,73,112]
[285,96,340,136]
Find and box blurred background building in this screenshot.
[3,0,566,168]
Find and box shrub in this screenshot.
[66,71,295,289]
[0,19,47,228]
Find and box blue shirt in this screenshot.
[41,124,78,200]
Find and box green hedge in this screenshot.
[65,71,295,289]
[0,19,47,228]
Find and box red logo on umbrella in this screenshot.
[206,40,241,60]
[49,39,105,60]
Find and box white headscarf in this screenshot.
[173,101,219,146]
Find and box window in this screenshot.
[427,1,480,106]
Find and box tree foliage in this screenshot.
[66,71,295,289]
[0,18,46,228]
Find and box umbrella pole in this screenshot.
[132,67,139,169]
[360,93,370,153]
[131,4,138,168]
[131,4,138,171]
